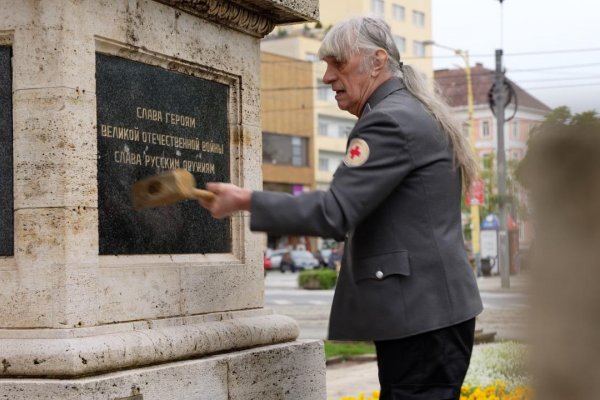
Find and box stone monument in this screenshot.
[0,1,325,398]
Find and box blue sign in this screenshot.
[481,214,500,230]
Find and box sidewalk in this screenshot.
[476,273,530,293]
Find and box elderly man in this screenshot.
[200,17,483,400]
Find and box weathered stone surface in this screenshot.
[156,0,319,38]
[0,340,324,400]
[2,0,270,328]
[0,0,322,396]
[12,88,97,209]
[0,312,299,377]
[228,339,326,400]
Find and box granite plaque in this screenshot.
[96,53,230,255]
[0,46,13,257]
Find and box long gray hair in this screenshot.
[318,17,479,187]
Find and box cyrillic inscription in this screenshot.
[96,53,230,255]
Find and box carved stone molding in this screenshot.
[156,0,285,38]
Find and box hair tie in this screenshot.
[398,61,404,69]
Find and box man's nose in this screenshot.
[322,65,336,85]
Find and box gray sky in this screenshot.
[430,0,600,114]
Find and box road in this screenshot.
[265,271,529,340]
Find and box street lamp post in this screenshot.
[424,41,481,276]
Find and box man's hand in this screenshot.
[199,182,252,219]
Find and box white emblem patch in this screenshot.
[343,138,370,167]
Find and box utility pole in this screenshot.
[494,49,510,289]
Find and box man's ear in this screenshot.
[371,49,389,77]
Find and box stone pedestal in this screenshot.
[0,1,324,398]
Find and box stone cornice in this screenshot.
[156,0,317,38]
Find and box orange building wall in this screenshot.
[260,52,315,187]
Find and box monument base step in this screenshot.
[0,340,325,400]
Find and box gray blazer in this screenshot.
[251,78,483,341]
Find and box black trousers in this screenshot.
[374,318,476,400]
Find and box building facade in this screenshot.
[261,52,315,250]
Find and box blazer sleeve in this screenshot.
[250,109,413,240]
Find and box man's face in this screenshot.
[322,53,374,117]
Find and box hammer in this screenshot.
[131,169,215,210]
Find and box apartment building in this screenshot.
[260,52,315,249]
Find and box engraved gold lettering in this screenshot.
[144,155,181,169]
[182,160,216,174]
[165,112,197,128]
[141,131,201,151]
[114,151,142,165]
[202,141,224,154]
[101,124,140,142]
[137,107,163,122]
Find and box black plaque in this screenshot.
[0,46,13,257]
[96,53,230,255]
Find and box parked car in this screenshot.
[318,248,332,268]
[266,249,288,270]
[263,254,272,276]
[280,250,320,272]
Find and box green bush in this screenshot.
[298,268,337,290]
[324,341,375,359]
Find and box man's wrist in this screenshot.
[239,189,252,211]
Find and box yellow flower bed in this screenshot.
[460,381,531,400]
[339,382,532,400]
[339,391,380,400]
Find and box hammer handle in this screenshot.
[191,188,215,202]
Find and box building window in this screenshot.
[413,41,426,57]
[319,151,345,173]
[318,157,329,172]
[394,35,406,53]
[372,0,384,16]
[412,10,425,27]
[319,120,328,135]
[291,137,304,166]
[318,115,355,138]
[512,119,519,138]
[262,132,308,166]
[305,52,318,62]
[462,122,470,138]
[318,86,330,101]
[392,4,405,20]
[482,120,491,138]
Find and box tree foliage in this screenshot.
[516,106,600,188]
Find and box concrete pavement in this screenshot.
[264,271,530,399]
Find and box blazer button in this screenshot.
[375,270,384,279]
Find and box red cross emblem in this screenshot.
[344,138,369,167]
[350,146,361,159]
